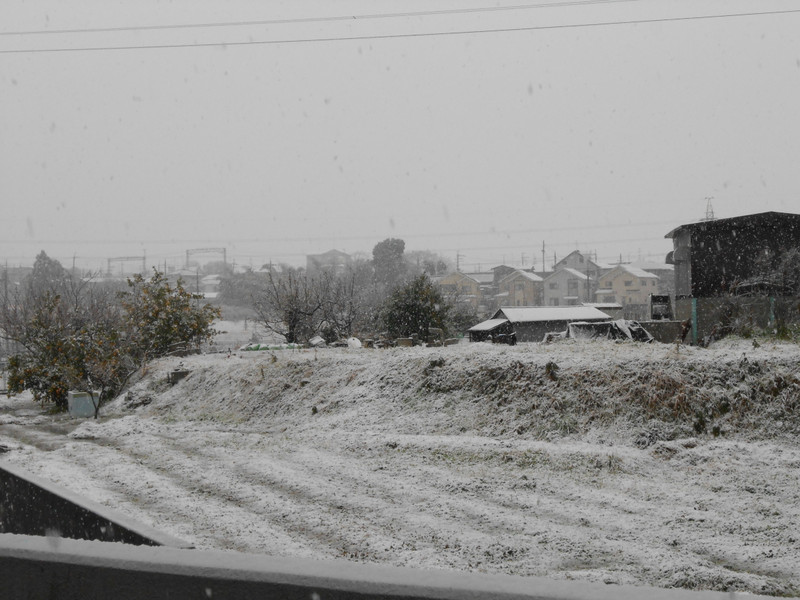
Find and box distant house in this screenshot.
[496,270,543,306]
[440,267,543,314]
[257,262,282,273]
[468,306,611,343]
[596,265,659,307]
[437,272,484,309]
[542,268,591,306]
[627,261,675,298]
[167,268,202,292]
[665,211,800,298]
[490,265,518,286]
[464,271,495,285]
[306,249,352,276]
[553,251,607,280]
[200,274,221,299]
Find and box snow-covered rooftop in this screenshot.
[620,265,659,279]
[593,261,615,270]
[603,265,659,279]
[467,318,508,332]
[464,272,494,284]
[553,268,589,280]
[500,270,543,284]
[627,261,674,272]
[495,306,610,323]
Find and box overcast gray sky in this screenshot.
[2,0,799,272]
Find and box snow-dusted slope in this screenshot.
[2,338,799,595]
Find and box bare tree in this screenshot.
[253,268,326,344]
[318,258,384,340]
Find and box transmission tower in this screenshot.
[702,197,716,221]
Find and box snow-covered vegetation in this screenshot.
[2,337,799,596]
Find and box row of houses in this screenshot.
[465,211,800,345]
[436,251,673,320]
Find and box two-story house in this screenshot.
[496,270,544,306]
[596,265,659,313]
[552,250,611,299]
[306,249,352,276]
[437,271,485,311]
[542,268,590,306]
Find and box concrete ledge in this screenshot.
[0,534,776,600]
[0,460,190,548]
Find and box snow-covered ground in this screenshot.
[2,337,799,596]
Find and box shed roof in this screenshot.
[493,306,610,323]
[467,318,509,332]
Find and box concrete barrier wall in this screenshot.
[639,320,683,344]
[0,533,778,600]
[0,461,190,548]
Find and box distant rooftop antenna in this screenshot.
[702,196,716,221]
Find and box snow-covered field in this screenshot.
[2,337,800,596]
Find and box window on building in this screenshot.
[549,282,558,289]
[624,280,633,287]
[549,297,559,306]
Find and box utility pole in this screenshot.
[541,242,545,273]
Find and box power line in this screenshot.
[0,0,646,37]
[0,218,684,247]
[1,7,799,54]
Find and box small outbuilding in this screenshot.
[468,306,611,343]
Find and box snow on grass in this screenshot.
[2,337,800,595]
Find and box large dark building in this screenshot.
[665,211,800,298]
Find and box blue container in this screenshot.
[67,391,98,418]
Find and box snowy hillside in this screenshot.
[2,337,799,596]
